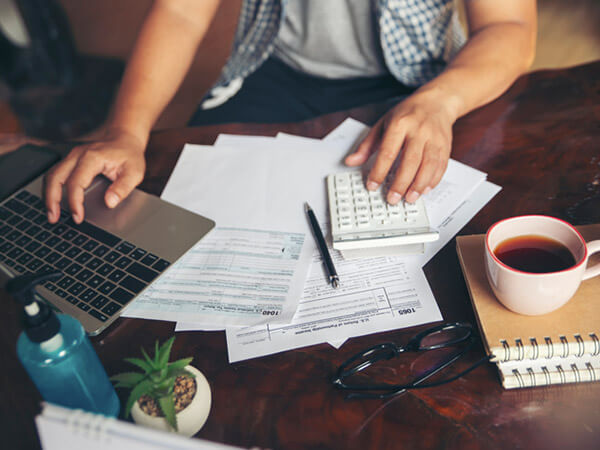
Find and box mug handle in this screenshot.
[583,240,600,280]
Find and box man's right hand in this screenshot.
[44,127,147,224]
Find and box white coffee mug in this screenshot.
[484,215,600,315]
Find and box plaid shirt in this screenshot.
[213,0,465,90]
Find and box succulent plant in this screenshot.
[111,336,194,430]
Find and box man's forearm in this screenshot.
[414,20,537,123]
[106,0,222,145]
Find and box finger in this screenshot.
[105,163,144,209]
[344,121,383,166]
[404,142,441,203]
[66,152,105,223]
[44,155,80,223]
[366,125,408,192]
[429,157,449,190]
[386,136,425,204]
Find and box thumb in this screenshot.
[105,165,144,208]
[344,123,382,166]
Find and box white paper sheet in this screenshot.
[223,253,442,363]
[124,227,307,326]
[216,180,501,361]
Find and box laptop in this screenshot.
[0,172,215,335]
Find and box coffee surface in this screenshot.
[494,235,576,273]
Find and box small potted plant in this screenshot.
[111,336,211,437]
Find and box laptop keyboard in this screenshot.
[0,190,170,323]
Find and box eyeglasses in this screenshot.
[332,322,492,399]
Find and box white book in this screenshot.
[35,403,241,450]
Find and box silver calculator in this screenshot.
[327,170,439,251]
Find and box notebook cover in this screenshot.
[456,224,600,362]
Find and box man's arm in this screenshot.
[345,0,537,205]
[45,0,222,223]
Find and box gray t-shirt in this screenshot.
[273,0,388,79]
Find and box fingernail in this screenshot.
[106,192,119,208]
[405,191,420,203]
[72,212,81,224]
[387,191,402,205]
[366,181,379,191]
[423,187,432,195]
[47,209,55,223]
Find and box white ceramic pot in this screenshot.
[130,365,211,437]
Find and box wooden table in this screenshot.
[2,61,599,450]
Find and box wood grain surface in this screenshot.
[1,61,599,450]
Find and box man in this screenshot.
[45,0,536,224]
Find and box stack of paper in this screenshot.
[123,119,500,362]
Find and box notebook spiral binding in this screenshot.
[508,361,598,389]
[498,333,600,362]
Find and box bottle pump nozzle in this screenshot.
[7,271,63,342]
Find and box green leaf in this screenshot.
[157,336,176,368]
[111,372,146,388]
[158,394,178,431]
[123,379,155,418]
[141,347,156,369]
[167,357,193,373]
[154,340,160,365]
[124,357,154,374]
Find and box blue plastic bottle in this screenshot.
[8,272,120,417]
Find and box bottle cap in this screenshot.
[6,271,63,342]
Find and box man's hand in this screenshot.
[345,90,457,205]
[44,128,146,224]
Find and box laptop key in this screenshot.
[15,219,32,232]
[66,295,79,305]
[97,263,113,277]
[107,269,126,283]
[45,236,61,247]
[65,263,83,276]
[8,248,24,259]
[104,251,120,263]
[98,280,116,295]
[0,206,11,220]
[7,229,21,241]
[130,248,146,260]
[126,262,160,283]
[24,209,37,220]
[77,302,91,312]
[68,282,86,296]
[0,242,15,253]
[153,259,171,272]
[90,295,109,309]
[72,235,88,246]
[88,309,108,322]
[102,302,121,316]
[25,225,42,237]
[116,242,135,254]
[52,224,68,236]
[119,275,146,294]
[82,240,99,251]
[17,253,33,265]
[63,229,78,241]
[86,275,104,289]
[25,241,41,252]
[65,247,82,259]
[55,289,68,298]
[55,257,71,270]
[8,215,21,226]
[76,269,93,282]
[57,276,76,289]
[44,252,61,264]
[5,199,27,214]
[67,218,120,247]
[75,252,92,264]
[109,287,134,305]
[55,241,71,253]
[80,288,97,303]
[27,258,44,271]
[35,230,51,242]
[86,257,103,270]
[93,245,109,257]
[14,264,26,273]
[16,235,31,247]
[115,256,132,269]
[15,191,29,201]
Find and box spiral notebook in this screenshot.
[456,224,600,389]
[35,403,241,450]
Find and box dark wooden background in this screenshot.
[1,62,599,449]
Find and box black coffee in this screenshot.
[494,235,577,273]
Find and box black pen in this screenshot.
[304,202,339,289]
